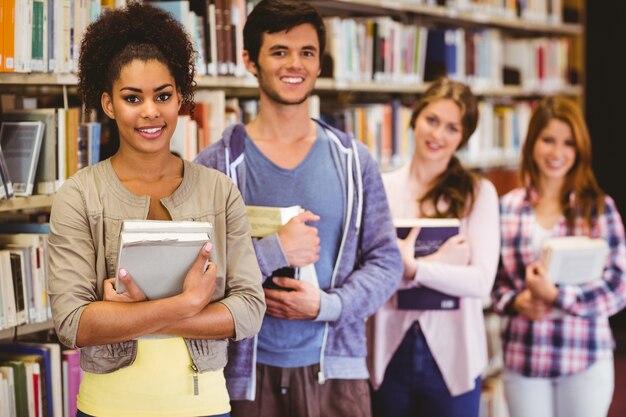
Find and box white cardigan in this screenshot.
[367,163,500,396]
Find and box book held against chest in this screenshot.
[394,218,461,310]
[541,236,609,285]
[246,205,319,291]
[115,220,213,300]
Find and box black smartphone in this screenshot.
[263,267,298,291]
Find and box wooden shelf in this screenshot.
[462,155,520,170]
[312,0,583,35]
[0,72,584,98]
[0,72,77,85]
[0,320,55,340]
[0,195,54,212]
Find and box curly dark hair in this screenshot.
[78,1,196,115]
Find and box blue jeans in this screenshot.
[372,322,481,417]
[78,411,230,417]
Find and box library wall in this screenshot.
[586,1,626,347]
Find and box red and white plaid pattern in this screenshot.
[492,188,626,377]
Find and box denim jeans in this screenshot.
[372,322,481,417]
[77,411,230,417]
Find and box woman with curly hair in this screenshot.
[492,96,626,417]
[46,3,265,416]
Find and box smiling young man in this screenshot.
[194,1,402,416]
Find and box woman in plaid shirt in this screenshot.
[492,96,626,417]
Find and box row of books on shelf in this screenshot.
[0,0,253,77]
[0,91,558,196]
[149,0,252,77]
[458,99,534,167]
[325,17,573,91]
[0,341,82,417]
[0,90,263,196]
[321,98,536,170]
[0,105,102,200]
[0,0,576,79]
[0,0,104,74]
[0,91,539,193]
[0,229,51,332]
[402,0,566,24]
[170,92,322,162]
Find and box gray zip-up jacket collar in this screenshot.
[195,119,402,400]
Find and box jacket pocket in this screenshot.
[80,341,137,374]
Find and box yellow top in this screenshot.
[77,337,230,417]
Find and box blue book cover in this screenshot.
[0,223,50,234]
[394,218,461,310]
[444,29,457,79]
[424,28,446,81]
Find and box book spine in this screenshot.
[0,0,4,72]
[47,0,54,71]
[2,0,15,72]
[31,0,45,72]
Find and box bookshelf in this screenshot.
[0,2,584,415]
[0,320,54,340]
[0,72,584,96]
[0,0,584,335]
[0,0,585,171]
[0,195,54,213]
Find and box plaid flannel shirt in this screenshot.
[492,187,626,377]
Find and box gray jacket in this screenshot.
[48,159,265,374]
[195,119,402,400]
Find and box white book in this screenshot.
[14,0,34,73]
[0,251,17,329]
[115,220,213,300]
[207,2,218,76]
[0,366,16,417]
[0,375,7,417]
[23,361,35,417]
[0,267,5,330]
[541,236,609,285]
[169,115,190,159]
[53,0,72,73]
[62,360,69,417]
[0,234,50,323]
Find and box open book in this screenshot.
[541,236,609,285]
[394,218,461,310]
[115,220,212,300]
[246,205,318,289]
